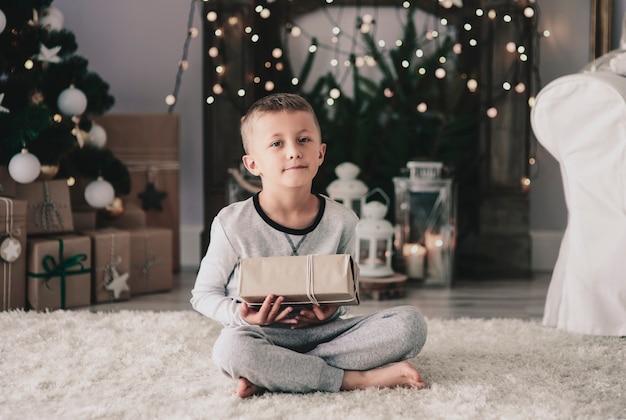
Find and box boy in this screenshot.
[191,93,428,398]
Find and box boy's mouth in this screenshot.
[284,165,306,171]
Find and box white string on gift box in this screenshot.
[141,233,160,292]
[103,232,119,288]
[102,232,130,300]
[36,181,65,232]
[306,254,319,306]
[0,198,22,310]
[1,198,13,310]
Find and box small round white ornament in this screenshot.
[0,236,21,263]
[57,86,87,116]
[84,177,115,208]
[0,10,7,34]
[8,149,41,184]
[87,123,107,148]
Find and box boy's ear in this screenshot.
[242,154,260,176]
[317,143,327,166]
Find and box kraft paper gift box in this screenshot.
[237,254,360,306]
[16,179,74,235]
[0,166,17,197]
[0,198,27,310]
[97,202,146,230]
[93,113,180,272]
[27,235,91,311]
[82,228,131,303]
[72,210,97,231]
[128,227,172,294]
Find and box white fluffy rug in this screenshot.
[1,310,624,419]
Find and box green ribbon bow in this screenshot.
[28,238,90,309]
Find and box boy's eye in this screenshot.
[270,140,283,147]
[298,137,311,143]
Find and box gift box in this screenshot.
[16,179,74,235]
[82,228,131,303]
[128,227,173,294]
[97,202,146,230]
[0,198,27,310]
[237,254,360,306]
[93,113,180,272]
[27,235,91,310]
[0,166,17,197]
[72,210,97,231]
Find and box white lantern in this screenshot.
[355,188,394,278]
[326,162,368,217]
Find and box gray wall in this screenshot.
[53,0,621,267]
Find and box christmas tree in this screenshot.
[0,0,130,205]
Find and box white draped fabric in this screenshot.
[531,70,626,336]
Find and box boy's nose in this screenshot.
[286,144,302,159]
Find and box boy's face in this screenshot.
[242,110,326,190]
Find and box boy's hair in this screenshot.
[240,93,321,153]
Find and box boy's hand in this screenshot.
[290,305,338,329]
[239,295,297,326]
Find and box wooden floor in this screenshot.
[89,269,552,320]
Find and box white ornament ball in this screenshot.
[84,177,115,208]
[40,6,64,30]
[87,123,107,148]
[57,86,87,116]
[0,10,7,34]
[8,149,41,184]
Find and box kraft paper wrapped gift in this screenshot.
[237,254,360,306]
[97,202,146,230]
[128,227,172,294]
[93,113,180,272]
[0,198,27,310]
[82,228,131,303]
[72,210,97,231]
[16,179,74,234]
[0,166,17,197]
[27,235,91,311]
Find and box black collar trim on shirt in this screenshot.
[252,192,325,235]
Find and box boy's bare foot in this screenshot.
[235,377,266,398]
[340,361,427,391]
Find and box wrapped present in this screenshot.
[82,228,131,303]
[72,210,97,231]
[97,202,146,230]
[237,254,360,306]
[0,166,17,197]
[93,113,180,272]
[128,227,172,294]
[27,235,91,310]
[16,180,74,235]
[0,198,27,310]
[94,113,180,272]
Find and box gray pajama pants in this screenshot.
[212,305,428,393]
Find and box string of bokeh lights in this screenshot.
[165,0,550,187]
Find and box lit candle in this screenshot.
[402,243,426,279]
[424,232,444,280]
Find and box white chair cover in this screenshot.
[531,70,626,336]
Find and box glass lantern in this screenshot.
[393,162,456,287]
[355,188,394,278]
[326,162,368,217]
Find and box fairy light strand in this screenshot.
[166,0,201,113]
